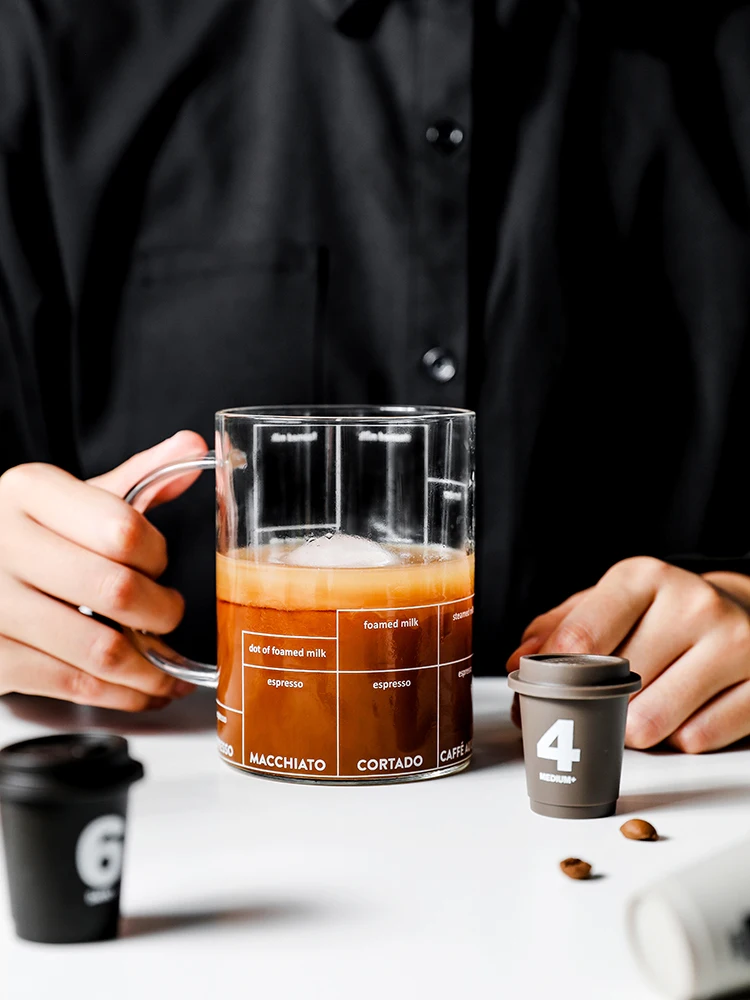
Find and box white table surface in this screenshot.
[1,677,749,1000]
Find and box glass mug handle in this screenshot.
[119,451,219,688]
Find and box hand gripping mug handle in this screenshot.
[120,451,219,688]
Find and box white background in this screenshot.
[1,678,749,1000]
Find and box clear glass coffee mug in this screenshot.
[123,406,475,784]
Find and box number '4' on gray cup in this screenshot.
[0,734,144,943]
[508,655,641,819]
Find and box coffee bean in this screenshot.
[620,819,658,841]
[560,858,592,880]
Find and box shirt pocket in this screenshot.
[107,241,321,452]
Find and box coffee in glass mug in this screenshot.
[123,406,475,784]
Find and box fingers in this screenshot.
[506,559,750,754]
[614,586,693,693]
[1,465,168,578]
[88,430,209,509]
[0,435,206,713]
[506,635,544,675]
[520,590,590,645]
[506,592,591,725]
[624,592,750,748]
[537,558,668,657]
[0,634,169,711]
[505,591,589,674]
[625,636,738,749]
[668,680,750,754]
[0,575,187,699]
[701,571,750,616]
[615,571,740,697]
[2,515,184,634]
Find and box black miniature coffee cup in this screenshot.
[0,733,144,943]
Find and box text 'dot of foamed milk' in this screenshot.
[242,632,337,670]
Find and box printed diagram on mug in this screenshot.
[216,564,474,780]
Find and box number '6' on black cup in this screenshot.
[0,733,144,943]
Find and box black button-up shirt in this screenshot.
[2,0,750,667]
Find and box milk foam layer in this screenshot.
[280,533,398,568]
[217,544,474,610]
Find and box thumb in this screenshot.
[505,589,591,675]
[87,431,209,508]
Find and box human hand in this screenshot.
[506,557,750,753]
[0,431,208,710]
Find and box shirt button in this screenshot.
[425,118,465,155]
[422,348,457,383]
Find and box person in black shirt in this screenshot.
[1,0,750,751]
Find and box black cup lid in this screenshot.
[0,734,144,803]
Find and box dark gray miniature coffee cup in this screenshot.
[0,734,144,943]
[508,654,641,819]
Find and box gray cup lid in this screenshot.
[508,654,642,700]
[521,654,630,685]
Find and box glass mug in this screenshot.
[124,406,475,784]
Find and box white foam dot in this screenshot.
[281,533,398,568]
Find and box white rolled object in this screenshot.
[627,836,750,1000]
